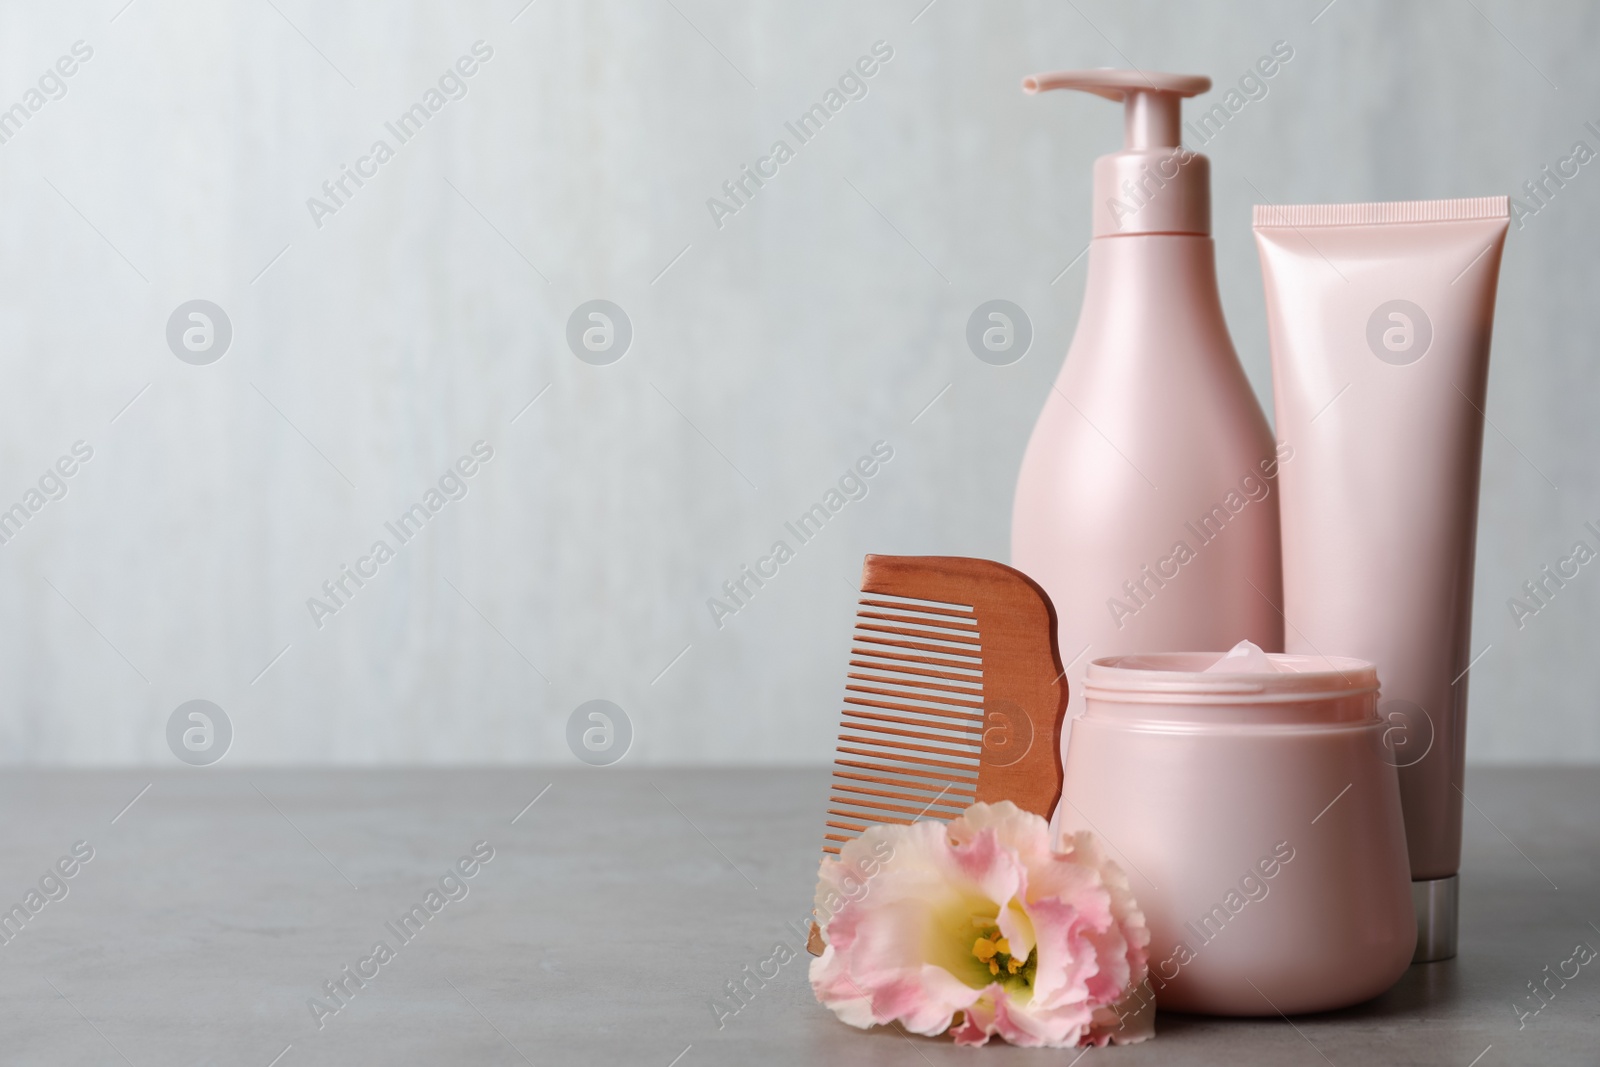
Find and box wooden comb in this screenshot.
[809,555,1069,954]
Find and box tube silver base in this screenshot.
[1411,875,1459,963]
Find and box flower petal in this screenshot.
[810,805,1152,1051]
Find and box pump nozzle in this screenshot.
[1023,70,1209,149]
[1024,69,1214,236]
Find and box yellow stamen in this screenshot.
[972,937,997,962]
[994,938,1010,956]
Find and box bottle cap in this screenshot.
[1412,874,1459,962]
[1024,69,1212,237]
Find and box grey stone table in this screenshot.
[0,767,1595,1065]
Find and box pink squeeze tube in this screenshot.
[1253,197,1510,963]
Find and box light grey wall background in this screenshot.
[0,0,1592,764]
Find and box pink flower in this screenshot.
[810,801,1151,1048]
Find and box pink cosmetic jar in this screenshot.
[1059,652,1416,1015]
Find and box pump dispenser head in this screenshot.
[1024,69,1213,237]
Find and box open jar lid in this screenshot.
[1083,650,1379,725]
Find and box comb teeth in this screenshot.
[824,593,984,853]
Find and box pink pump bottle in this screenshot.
[1011,71,1285,760]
